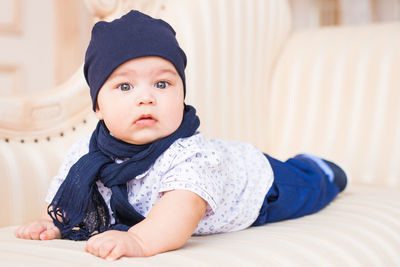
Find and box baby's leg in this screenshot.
[252,154,347,226]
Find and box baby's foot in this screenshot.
[295,154,347,192]
[321,159,347,192]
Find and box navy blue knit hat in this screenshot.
[84,10,187,111]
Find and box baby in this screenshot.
[15,10,347,260]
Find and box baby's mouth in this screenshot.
[135,114,157,126]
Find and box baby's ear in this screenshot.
[94,105,103,120]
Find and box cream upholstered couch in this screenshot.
[1,0,400,266]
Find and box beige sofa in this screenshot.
[1,0,399,266]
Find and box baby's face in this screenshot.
[95,56,184,145]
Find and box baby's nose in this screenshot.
[136,88,156,105]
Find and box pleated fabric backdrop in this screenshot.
[266,23,400,188]
[159,0,292,149]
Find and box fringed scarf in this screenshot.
[48,105,200,240]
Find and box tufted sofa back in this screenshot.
[265,23,400,188]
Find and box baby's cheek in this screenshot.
[167,110,184,132]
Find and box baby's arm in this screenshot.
[85,189,207,260]
[14,203,61,240]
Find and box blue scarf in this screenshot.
[48,105,200,240]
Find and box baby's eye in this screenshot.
[118,83,133,91]
[155,81,170,89]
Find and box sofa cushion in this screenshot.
[1,185,399,266]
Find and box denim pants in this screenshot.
[252,154,340,226]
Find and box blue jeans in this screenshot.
[252,154,340,226]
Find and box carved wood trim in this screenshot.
[0,0,22,35]
[0,65,21,94]
[54,0,82,85]
[84,0,166,21]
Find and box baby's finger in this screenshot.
[28,224,45,240]
[22,225,35,240]
[99,241,117,259]
[40,227,59,240]
[14,225,25,238]
[18,225,32,239]
[106,244,125,262]
[86,236,102,256]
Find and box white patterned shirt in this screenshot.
[45,132,273,235]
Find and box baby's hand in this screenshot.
[85,230,145,261]
[14,219,61,240]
